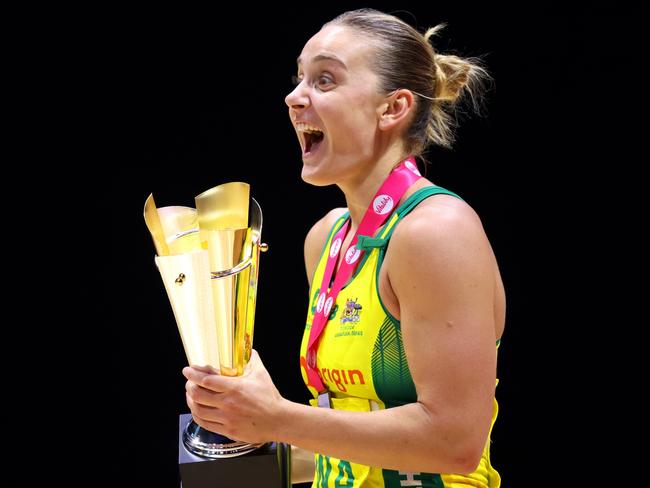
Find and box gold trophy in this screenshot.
[144,182,267,459]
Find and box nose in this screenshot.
[285,82,310,111]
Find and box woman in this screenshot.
[184,8,504,487]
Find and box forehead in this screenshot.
[298,25,375,71]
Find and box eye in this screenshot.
[315,74,334,90]
[290,73,335,90]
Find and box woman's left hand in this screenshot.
[183,349,286,444]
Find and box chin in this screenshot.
[300,163,333,187]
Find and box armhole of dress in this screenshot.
[374,186,463,328]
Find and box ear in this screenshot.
[377,89,415,131]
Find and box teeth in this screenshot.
[296,122,323,134]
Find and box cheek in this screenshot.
[327,107,377,144]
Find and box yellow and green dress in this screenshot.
[299,186,501,488]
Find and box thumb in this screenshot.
[244,349,262,374]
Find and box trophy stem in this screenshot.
[182,418,265,458]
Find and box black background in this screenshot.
[104,4,639,486]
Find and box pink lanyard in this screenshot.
[305,157,422,395]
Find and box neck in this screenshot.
[338,147,411,232]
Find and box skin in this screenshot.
[184,24,505,475]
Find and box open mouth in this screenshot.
[296,122,325,157]
[303,130,324,155]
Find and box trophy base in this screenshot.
[183,418,263,458]
[178,413,290,488]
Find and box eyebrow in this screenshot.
[296,54,348,70]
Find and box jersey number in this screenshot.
[316,455,354,487]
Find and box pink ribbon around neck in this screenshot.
[305,157,422,394]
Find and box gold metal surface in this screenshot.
[155,252,220,369]
[195,182,250,230]
[146,187,263,382]
[143,194,170,256]
[195,183,253,377]
[204,228,249,376]
[157,206,201,254]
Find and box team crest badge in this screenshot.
[341,298,362,323]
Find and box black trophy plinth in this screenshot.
[178,414,290,488]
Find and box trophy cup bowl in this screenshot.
[147,184,267,459]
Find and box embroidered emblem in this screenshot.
[341,298,362,323]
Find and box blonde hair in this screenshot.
[326,9,491,153]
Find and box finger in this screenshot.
[192,416,232,438]
[183,367,234,392]
[185,380,223,407]
[244,349,261,375]
[190,364,220,375]
[186,393,228,425]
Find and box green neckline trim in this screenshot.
[381,186,462,241]
[309,213,348,291]
[318,211,372,291]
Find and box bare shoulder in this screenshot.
[387,194,494,286]
[385,192,505,340]
[304,207,348,253]
[304,207,348,286]
[391,194,487,251]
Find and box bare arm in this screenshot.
[276,203,498,473]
